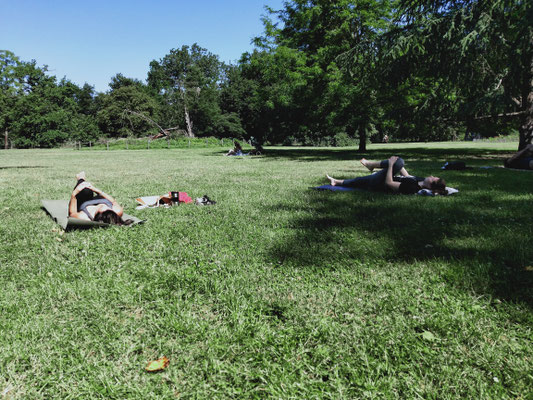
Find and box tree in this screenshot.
[97,74,161,138]
[0,51,24,148]
[384,0,532,149]
[148,44,224,137]
[256,0,394,149]
[223,48,310,145]
[1,51,104,148]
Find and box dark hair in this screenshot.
[94,210,132,226]
[234,141,243,151]
[503,158,511,168]
[430,178,447,195]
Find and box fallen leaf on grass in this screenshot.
[145,356,169,372]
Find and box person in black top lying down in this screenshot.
[68,171,131,225]
[326,156,447,195]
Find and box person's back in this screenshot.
[504,144,533,170]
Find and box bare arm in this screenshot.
[68,182,88,219]
[68,182,123,218]
[86,183,124,217]
[385,156,401,192]
[88,184,117,204]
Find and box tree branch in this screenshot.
[123,109,167,136]
[472,111,526,120]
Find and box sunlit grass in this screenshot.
[0,143,531,398]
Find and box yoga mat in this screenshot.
[313,185,459,195]
[313,185,360,192]
[42,200,144,230]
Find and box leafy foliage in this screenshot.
[148,44,230,137]
[97,75,161,138]
[1,0,530,148]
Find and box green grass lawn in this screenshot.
[0,142,531,399]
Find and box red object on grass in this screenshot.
[177,192,193,203]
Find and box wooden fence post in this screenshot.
[106,141,109,150]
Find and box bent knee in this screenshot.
[394,157,405,168]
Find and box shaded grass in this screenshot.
[0,143,531,399]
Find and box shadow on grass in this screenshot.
[262,146,515,164]
[0,166,49,169]
[265,149,533,306]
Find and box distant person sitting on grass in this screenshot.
[225,140,244,156]
[68,172,132,225]
[326,156,448,195]
[503,144,533,170]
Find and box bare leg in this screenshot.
[360,159,380,171]
[399,167,410,177]
[326,174,344,186]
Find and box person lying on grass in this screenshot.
[68,171,132,225]
[504,144,533,170]
[326,156,448,195]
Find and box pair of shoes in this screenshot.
[195,195,216,206]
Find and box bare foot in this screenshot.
[76,171,86,180]
[326,174,342,186]
[360,158,373,171]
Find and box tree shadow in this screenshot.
[263,147,514,163]
[0,166,48,169]
[264,156,533,306]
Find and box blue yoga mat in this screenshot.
[313,185,359,192]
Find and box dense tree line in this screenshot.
[1,0,530,149]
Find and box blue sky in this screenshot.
[1,0,284,92]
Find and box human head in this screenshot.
[503,158,511,168]
[423,176,447,195]
[234,141,242,150]
[94,209,126,225]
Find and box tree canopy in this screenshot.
[1,0,530,149]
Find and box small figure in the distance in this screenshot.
[225,140,244,156]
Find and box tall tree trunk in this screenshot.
[518,29,533,150]
[179,87,195,138]
[519,92,533,150]
[4,129,7,150]
[358,121,367,152]
[184,102,194,138]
